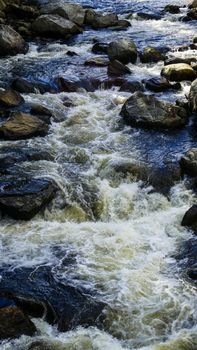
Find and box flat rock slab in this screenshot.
[0,112,49,140]
[0,177,57,220]
[0,265,105,332]
[120,92,188,129]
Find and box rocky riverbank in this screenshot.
[0,0,197,349]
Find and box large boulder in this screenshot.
[0,265,105,331]
[0,89,24,107]
[161,63,196,82]
[0,24,28,56]
[0,112,49,140]
[11,77,55,94]
[32,14,82,37]
[120,92,188,129]
[0,304,36,340]
[180,148,197,176]
[188,78,197,112]
[108,39,137,64]
[41,3,85,26]
[0,177,57,220]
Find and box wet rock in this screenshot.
[186,8,197,20]
[188,78,197,112]
[5,3,40,19]
[55,75,125,92]
[0,305,36,340]
[189,0,197,8]
[84,8,96,25]
[0,112,49,140]
[164,5,180,14]
[92,42,108,54]
[108,60,131,76]
[0,24,29,56]
[108,39,137,64]
[32,14,82,38]
[119,80,144,93]
[0,177,57,220]
[110,19,131,30]
[193,36,197,44]
[161,63,196,82]
[181,205,197,232]
[164,57,197,66]
[140,47,164,63]
[30,104,52,119]
[120,92,188,129]
[28,341,57,350]
[0,265,105,331]
[41,3,85,26]
[180,148,197,177]
[90,13,118,29]
[134,12,162,20]
[11,77,54,94]
[145,77,181,92]
[108,159,181,194]
[85,56,109,67]
[0,89,24,107]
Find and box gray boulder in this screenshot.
[161,63,196,81]
[32,14,82,37]
[41,3,85,26]
[120,92,187,129]
[0,24,28,56]
[108,39,137,64]
[188,78,197,112]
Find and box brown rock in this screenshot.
[0,89,24,107]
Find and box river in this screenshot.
[0,0,197,349]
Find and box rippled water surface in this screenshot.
[0,0,197,349]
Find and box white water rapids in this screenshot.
[0,0,197,349]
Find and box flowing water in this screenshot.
[0,0,197,349]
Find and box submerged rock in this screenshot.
[188,78,197,112]
[120,92,187,129]
[140,47,164,63]
[0,89,24,107]
[0,265,105,331]
[0,177,57,220]
[0,112,49,140]
[180,148,197,177]
[0,24,29,56]
[32,14,82,38]
[0,305,36,340]
[108,39,137,64]
[161,63,196,81]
